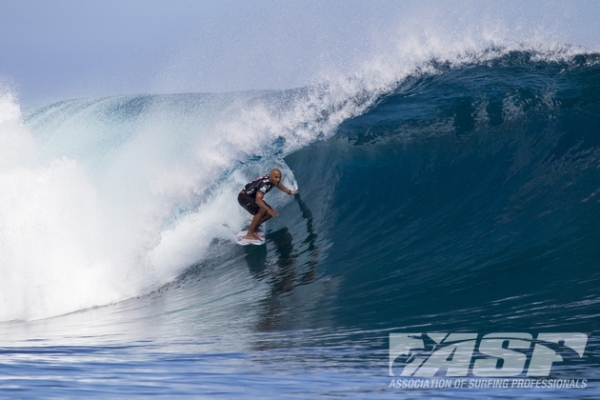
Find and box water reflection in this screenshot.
[244,194,326,332]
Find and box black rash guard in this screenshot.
[238,175,276,215]
[242,175,276,198]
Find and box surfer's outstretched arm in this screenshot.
[276,182,298,196]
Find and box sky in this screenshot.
[1,0,599,106]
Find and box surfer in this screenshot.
[238,168,298,241]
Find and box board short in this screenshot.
[238,191,272,215]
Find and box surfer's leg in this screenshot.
[249,200,275,235]
[256,213,272,230]
[246,209,266,240]
[239,191,263,240]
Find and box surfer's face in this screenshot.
[269,169,281,185]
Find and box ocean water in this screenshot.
[1,46,600,398]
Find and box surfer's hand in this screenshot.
[289,189,298,195]
[269,209,279,217]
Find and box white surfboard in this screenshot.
[235,230,266,246]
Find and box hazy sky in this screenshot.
[1,0,599,106]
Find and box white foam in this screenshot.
[0,96,128,321]
[0,93,36,170]
[0,90,303,321]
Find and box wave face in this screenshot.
[1,48,600,397]
[286,50,600,333]
[0,77,388,321]
[1,49,599,332]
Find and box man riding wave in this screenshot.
[238,168,298,242]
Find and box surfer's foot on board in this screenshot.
[245,232,262,241]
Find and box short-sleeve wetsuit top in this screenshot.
[243,175,276,198]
